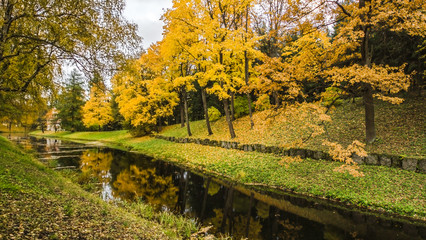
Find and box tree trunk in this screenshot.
[245,50,254,129]
[157,117,162,132]
[183,88,192,136]
[363,84,376,143]
[201,88,213,135]
[273,91,280,107]
[230,92,235,121]
[360,0,375,144]
[180,94,185,128]
[223,98,236,138]
[244,6,254,129]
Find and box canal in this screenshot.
[4,134,425,240]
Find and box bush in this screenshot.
[321,87,344,107]
[129,124,154,137]
[208,107,221,122]
[234,95,249,118]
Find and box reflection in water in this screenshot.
[113,165,178,210]
[6,135,426,240]
[80,149,113,183]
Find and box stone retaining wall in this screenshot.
[154,135,426,173]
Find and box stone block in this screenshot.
[289,148,296,156]
[312,151,323,160]
[391,156,402,168]
[352,154,365,164]
[304,149,313,159]
[283,149,290,156]
[417,159,426,173]
[365,155,379,165]
[296,149,306,158]
[379,155,392,167]
[402,158,417,171]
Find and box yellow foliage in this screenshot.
[80,149,113,183]
[112,45,179,127]
[326,64,410,103]
[82,86,113,128]
[113,165,179,209]
[322,140,367,177]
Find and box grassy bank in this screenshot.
[32,130,426,222]
[162,96,425,157]
[0,136,204,239]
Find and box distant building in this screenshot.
[46,108,62,132]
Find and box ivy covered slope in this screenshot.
[0,136,201,239]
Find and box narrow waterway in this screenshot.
[4,134,425,240]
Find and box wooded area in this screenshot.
[0,0,424,162]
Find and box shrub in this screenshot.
[208,107,221,122]
[129,124,154,137]
[234,96,249,118]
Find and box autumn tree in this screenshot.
[112,44,179,135]
[326,0,425,143]
[193,0,258,138]
[162,2,199,136]
[82,84,113,130]
[0,0,140,95]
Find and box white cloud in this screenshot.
[124,0,173,49]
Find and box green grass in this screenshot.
[0,136,204,239]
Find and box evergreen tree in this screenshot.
[56,70,86,132]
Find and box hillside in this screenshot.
[162,95,425,157]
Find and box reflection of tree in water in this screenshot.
[255,201,270,219]
[80,149,113,183]
[113,165,178,210]
[205,181,220,196]
[205,209,262,239]
[276,219,303,240]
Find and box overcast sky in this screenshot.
[124,0,173,49]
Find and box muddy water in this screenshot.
[5,135,425,240]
